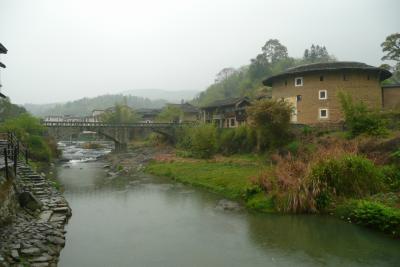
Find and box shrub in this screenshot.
[337,200,400,238]
[252,139,386,213]
[147,132,169,146]
[217,126,256,155]
[27,135,51,162]
[246,99,293,151]
[338,92,388,138]
[285,140,300,155]
[381,165,400,191]
[309,155,384,199]
[0,113,55,162]
[218,129,236,155]
[189,124,217,159]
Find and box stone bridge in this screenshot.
[42,121,183,151]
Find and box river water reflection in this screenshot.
[57,143,400,267]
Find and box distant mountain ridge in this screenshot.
[121,89,200,103]
[24,94,168,117]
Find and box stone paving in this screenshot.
[0,161,71,267]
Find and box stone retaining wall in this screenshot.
[0,175,18,226]
[0,161,71,266]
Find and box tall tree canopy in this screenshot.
[381,33,400,84]
[303,44,334,63]
[192,39,337,107]
[101,104,140,123]
[262,39,289,63]
[215,68,236,83]
[381,33,400,62]
[156,106,182,123]
[0,97,27,122]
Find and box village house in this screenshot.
[44,115,85,122]
[167,102,199,123]
[0,43,8,98]
[135,108,161,123]
[200,97,251,128]
[262,61,394,124]
[91,109,105,122]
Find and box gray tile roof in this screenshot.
[263,61,392,86]
[168,103,199,113]
[201,97,250,109]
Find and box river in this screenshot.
[55,142,400,267]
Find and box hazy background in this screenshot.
[0,0,399,104]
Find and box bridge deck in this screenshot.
[42,121,190,128]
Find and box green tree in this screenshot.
[189,124,217,158]
[0,113,54,162]
[101,104,140,123]
[381,33,400,62]
[156,106,182,123]
[215,67,236,83]
[0,97,27,122]
[303,44,334,63]
[262,39,288,63]
[381,33,400,83]
[246,99,292,151]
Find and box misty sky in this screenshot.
[0,0,399,104]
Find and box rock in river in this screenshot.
[215,199,242,211]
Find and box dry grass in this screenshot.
[253,137,361,213]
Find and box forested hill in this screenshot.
[0,97,27,122]
[24,94,167,117]
[192,40,336,107]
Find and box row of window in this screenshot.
[296,90,328,102]
[288,74,373,87]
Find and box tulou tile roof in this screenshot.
[263,61,392,86]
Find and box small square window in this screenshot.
[320,76,324,81]
[319,90,327,100]
[319,108,328,119]
[295,77,303,87]
[297,95,302,102]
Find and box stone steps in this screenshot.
[0,160,71,266]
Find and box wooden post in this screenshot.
[13,146,17,175]
[4,148,8,180]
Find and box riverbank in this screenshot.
[143,146,400,239]
[146,153,274,212]
[0,161,71,266]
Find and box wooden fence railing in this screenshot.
[0,132,29,179]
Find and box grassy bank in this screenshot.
[146,154,274,212]
[145,138,400,238]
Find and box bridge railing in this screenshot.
[41,121,197,128]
